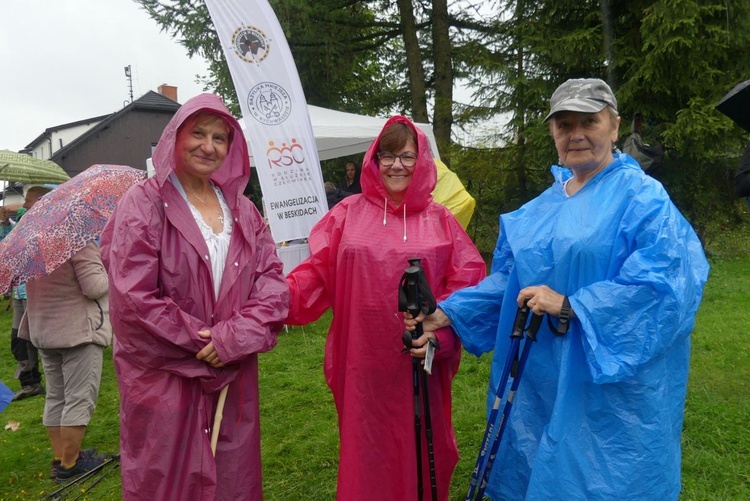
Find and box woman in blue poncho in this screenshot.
[406,78,709,500]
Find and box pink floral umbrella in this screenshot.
[0,164,145,293]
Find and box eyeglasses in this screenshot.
[378,151,418,168]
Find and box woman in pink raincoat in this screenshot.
[286,116,486,500]
[100,94,289,500]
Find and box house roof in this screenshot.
[48,91,181,161]
[24,114,111,150]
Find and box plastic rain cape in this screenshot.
[101,95,289,501]
[441,153,709,501]
[286,116,486,500]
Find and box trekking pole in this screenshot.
[65,456,121,501]
[46,453,121,501]
[412,343,424,501]
[465,304,542,501]
[399,257,438,501]
[420,357,438,501]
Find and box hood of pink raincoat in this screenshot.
[361,115,437,212]
[152,93,249,204]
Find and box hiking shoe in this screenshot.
[54,449,107,484]
[50,459,61,479]
[12,383,44,401]
[50,448,100,479]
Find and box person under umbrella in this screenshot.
[1,186,51,402]
[19,241,112,483]
[406,78,709,500]
[100,94,289,500]
[715,80,750,208]
[734,143,750,208]
[285,116,485,500]
[0,165,145,482]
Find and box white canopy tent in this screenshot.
[306,105,441,161]
[241,105,440,164]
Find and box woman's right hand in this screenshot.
[196,329,224,368]
[403,310,425,332]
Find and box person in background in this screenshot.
[324,181,346,209]
[1,185,52,401]
[286,116,485,500]
[619,112,663,174]
[406,78,709,500]
[733,141,750,209]
[338,159,361,195]
[101,94,288,500]
[20,242,111,483]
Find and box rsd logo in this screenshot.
[247,82,292,125]
[267,139,305,169]
[231,26,270,63]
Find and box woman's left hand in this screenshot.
[517,285,567,316]
[196,329,224,368]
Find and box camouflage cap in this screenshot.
[544,78,618,122]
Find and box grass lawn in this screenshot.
[0,257,748,500]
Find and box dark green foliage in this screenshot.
[134,0,750,249]
[457,0,750,250]
[134,0,392,115]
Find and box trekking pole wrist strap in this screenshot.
[547,296,571,336]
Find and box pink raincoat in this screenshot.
[286,116,485,500]
[100,94,289,500]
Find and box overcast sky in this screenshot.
[0,0,211,152]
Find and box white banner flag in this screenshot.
[205,0,327,243]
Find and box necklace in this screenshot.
[186,186,224,224]
[186,186,210,205]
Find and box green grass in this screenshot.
[1,258,749,500]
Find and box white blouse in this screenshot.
[169,173,233,301]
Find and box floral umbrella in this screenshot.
[0,164,145,293]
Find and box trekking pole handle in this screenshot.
[511,301,543,342]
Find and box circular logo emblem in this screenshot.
[231,26,270,63]
[247,82,292,125]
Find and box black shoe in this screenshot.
[49,448,100,480]
[50,459,61,480]
[54,449,108,484]
[11,383,44,401]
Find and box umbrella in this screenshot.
[0,164,145,293]
[0,381,12,413]
[716,79,750,132]
[0,150,71,184]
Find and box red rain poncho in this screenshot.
[286,116,486,500]
[100,94,289,500]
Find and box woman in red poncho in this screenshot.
[100,94,289,500]
[286,116,485,500]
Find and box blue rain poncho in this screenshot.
[441,153,709,500]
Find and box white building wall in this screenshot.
[29,121,103,160]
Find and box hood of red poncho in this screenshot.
[360,115,437,213]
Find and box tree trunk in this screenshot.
[512,0,528,197]
[432,0,453,164]
[396,0,429,123]
[600,0,616,87]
